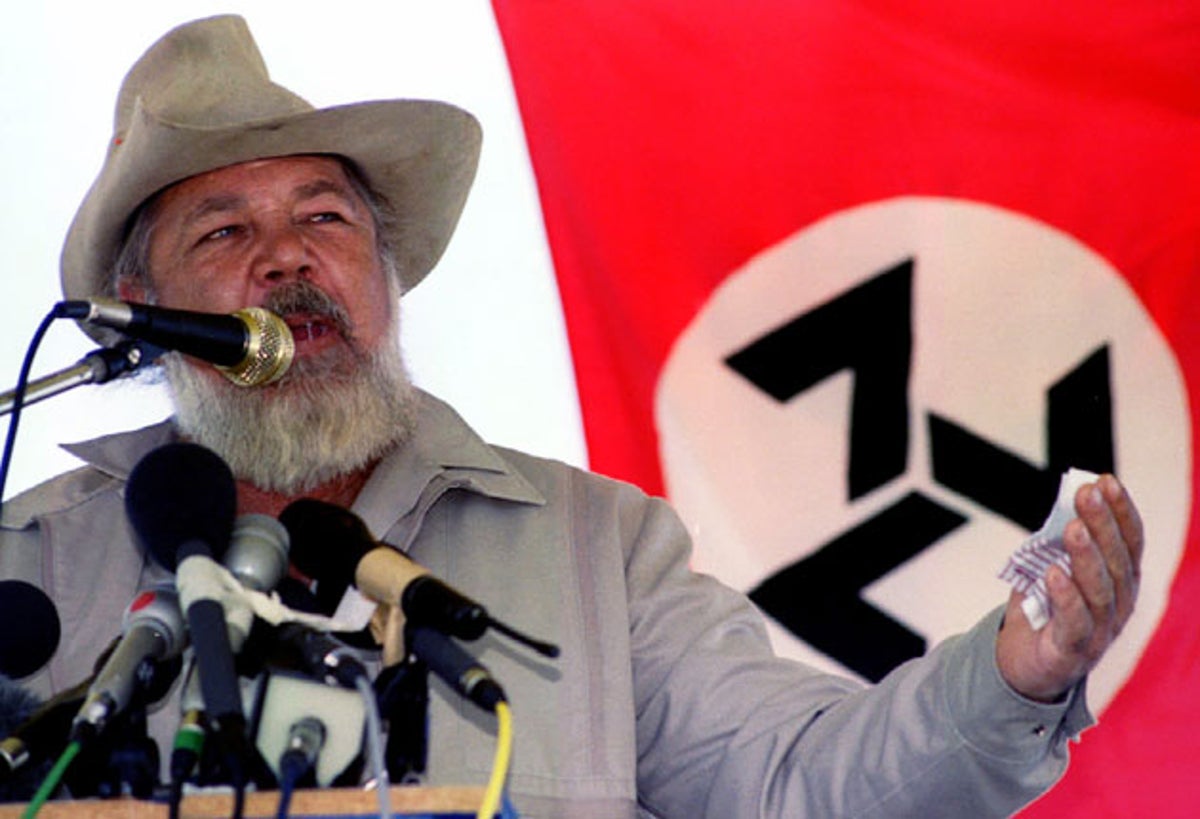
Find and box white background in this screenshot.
[0,2,587,500]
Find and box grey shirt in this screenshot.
[0,390,1092,817]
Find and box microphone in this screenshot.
[224,514,291,595]
[408,626,506,713]
[270,623,369,689]
[55,297,294,387]
[72,586,186,736]
[0,339,163,418]
[0,581,61,680]
[0,675,43,747]
[279,499,558,658]
[0,675,48,802]
[0,637,128,791]
[124,442,249,783]
[167,513,291,798]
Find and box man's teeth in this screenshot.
[291,321,328,342]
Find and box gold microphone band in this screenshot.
[218,307,295,387]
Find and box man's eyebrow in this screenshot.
[295,178,360,206]
[181,193,246,225]
[174,178,361,228]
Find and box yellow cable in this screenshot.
[477,701,513,819]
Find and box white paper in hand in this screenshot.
[998,467,1100,630]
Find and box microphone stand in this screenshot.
[0,340,162,417]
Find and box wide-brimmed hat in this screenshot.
[61,14,482,339]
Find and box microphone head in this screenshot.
[122,586,188,658]
[225,514,290,592]
[0,581,61,679]
[0,675,41,737]
[122,587,187,705]
[125,442,237,570]
[0,674,46,798]
[220,307,294,388]
[278,499,374,612]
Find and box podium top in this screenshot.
[0,784,502,818]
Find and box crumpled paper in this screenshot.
[998,467,1099,630]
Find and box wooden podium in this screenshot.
[0,785,505,818]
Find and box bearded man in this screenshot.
[0,15,1144,819]
[114,156,419,508]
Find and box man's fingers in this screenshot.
[1045,563,1094,662]
[1065,519,1115,606]
[1098,474,1145,577]
[1074,477,1139,623]
[997,474,1145,701]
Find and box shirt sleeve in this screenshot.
[624,495,1092,818]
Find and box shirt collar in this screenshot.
[350,390,547,542]
[2,389,545,530]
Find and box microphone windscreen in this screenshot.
[278,499,373,610]
[125,442,237,570]
[0,673,46,801]
[0,581,61,679]
[0,674,41,737]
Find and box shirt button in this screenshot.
[1032,724,1047,737]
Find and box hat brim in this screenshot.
[61,97,482,338]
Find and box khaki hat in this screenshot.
[60,14,482,335]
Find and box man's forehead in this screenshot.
[152,155,361,216]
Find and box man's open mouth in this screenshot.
[285,315,337,343]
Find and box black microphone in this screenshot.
[270,623,369,689]
[408,626,506,713]
[0,581,61,680]
[55,298,294,387]
[169,513,290,796]
[280,499,558,658]
[72,586,186,737]
[124,442,249,783]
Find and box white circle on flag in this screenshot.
[656,196,1190,711]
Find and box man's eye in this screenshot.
[202,225,239,242]
[309,212,345,224]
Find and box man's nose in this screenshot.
[253,223,313,284]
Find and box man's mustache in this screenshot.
[262,281,354,337]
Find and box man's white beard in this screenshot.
[164,315,417,495]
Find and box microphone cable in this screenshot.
[1,303,160,511]
[478,700,513,819]
[167,703,205,819]
[355,673,392,819]
[20,738,81,819]
[0,306,56,510]
[274,716,324,819]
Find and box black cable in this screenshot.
[0,306,60,509]
[167,709,205,819]
[215,720,249,819]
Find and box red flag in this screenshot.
[493,1,1200,814]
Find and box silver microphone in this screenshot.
[73,585,187,733]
